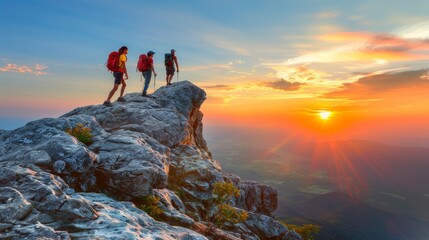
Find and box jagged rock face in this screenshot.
[153,188,196,227]
[224,173,278,216]
[227,212,303,240]
[90,129,170,198]
[168,145,223,221]
[0,81,301,240]
[0,166,207,240]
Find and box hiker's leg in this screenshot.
[166,67,174,84]
[143,71,152,94]
[120,78,127,97]
[107,84,119,102]
[107,72,122,101]
[166,74,171,85]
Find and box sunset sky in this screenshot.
[1,0,429,146]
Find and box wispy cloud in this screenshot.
[280,21,429,67]
[316,11,340,19]
[267,65,329,82]
[202,84,235,90]
[261,79,305,91]
[0,64,48,75]
[205,96,226,104]
[285,35,429,65]
[201,34,250,56]
[317,32,374,42]
[395,20,429,39]
[182,64,232,72]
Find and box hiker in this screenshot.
[104,46,128,106]
[142,51,157,97]
[165,49,179,85]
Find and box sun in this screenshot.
[319,111,332,120]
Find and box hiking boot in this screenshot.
[103,101,113,107]
[142,93,148,97]
[117,97,126,102]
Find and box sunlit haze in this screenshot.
[1,1,429,147]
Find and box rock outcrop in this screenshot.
[0,81,301,240]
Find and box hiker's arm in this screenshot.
[174,57,179,72]
[123,62,128,79]
[151,65,157,76]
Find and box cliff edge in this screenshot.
[0,81,301,240]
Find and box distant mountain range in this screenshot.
[205,127,429,240]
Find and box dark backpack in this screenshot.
[106,51,120,72]
[165,53,173,67]
[137,54,149,72]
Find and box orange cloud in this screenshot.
[325,69,429,99]
[0,63,48,75]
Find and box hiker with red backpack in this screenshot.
[165,49,179,86]
[137,51,157,97]
[104,46,128,107]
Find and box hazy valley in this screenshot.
[205,125,429,239]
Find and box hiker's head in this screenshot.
[118,46,128,54]
[148,51,155,57]
[171,49,176,55]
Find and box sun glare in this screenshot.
[319,111,332,120]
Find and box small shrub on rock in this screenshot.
[211,182,248,228]
[65,124,92,145]
[281,222,321,240]
[138,195,163,220]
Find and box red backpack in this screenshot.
[137,54,149,72]
[106,51,120,72]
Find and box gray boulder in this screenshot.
[1,222,70,240]
[90,129,170,198]
[0,166,98,224]
[232,211,303,240]
[0,115,102,191]
[0,187,33,223]
[63,81,208,150]
[67,192,208,240]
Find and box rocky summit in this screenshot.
[0,81,302,240]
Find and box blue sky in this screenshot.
[1,0,429,146]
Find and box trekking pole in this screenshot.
[153,75,156,92]
[177,72,179,83]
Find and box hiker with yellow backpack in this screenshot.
[104,46,128,107]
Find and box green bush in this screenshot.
[65,124,92,145]
[215,204,248,226]
[211,182,248,228]
[282,222,321,240]
[138,195,163,220]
